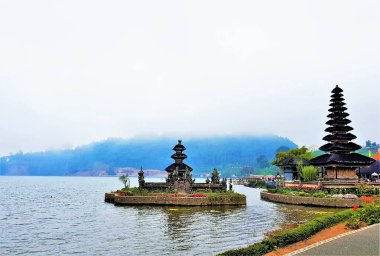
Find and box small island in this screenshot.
[105,140,246,206]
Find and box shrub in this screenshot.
[347,203,380,229]
[312,192,327,198]
[248,179,266,188]
[206,193,246,203]
[219,209,353,256]
[301,166,318,182]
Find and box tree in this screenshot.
[276,146,290,153]
[272,146,313,165]
[119,174,130,189]
[301,166,318,181]
[256,155,270,168]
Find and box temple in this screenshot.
[276,158,309,180]
[138,140,228,192]
[310,85,375,180]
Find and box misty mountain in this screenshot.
[0,135,297,176]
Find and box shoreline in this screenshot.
[265,222,354,256]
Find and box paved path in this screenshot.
[288,224,380,256]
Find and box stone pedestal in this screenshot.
[174,181,191,192]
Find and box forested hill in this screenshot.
[0,135,297,177]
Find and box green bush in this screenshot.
[219,209,353,256]
[312,192,327,198]
[347,203,380,229]
[301,166,318,182]
[206,193,246,203]
[248,179,266,188]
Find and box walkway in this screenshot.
[288,223,380,256]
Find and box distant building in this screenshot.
[276,157,309,180]
[310,85,375,179]
[358,161,380,180]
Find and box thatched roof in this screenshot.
[327,112,349,118]
[172,140,186,151]
[332,85,343,93]
[323,133,357,142]
[329,101,346,107]
[276,157,310,167]
[318,85,363,155]
[310,153,375,166]
[358,161,380,174]
[171,153,187,160]
[165,163,193,172]
[326,119,351,126]
[328,106,347,112]
[325,125,353,133]
[319,142,361,152]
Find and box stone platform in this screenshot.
[260,191,379,208]
[105,192,246,206]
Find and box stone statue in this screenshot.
[221,178,227,190]
[184,167,193,183]
[166,173,174,184]
[173,167,179,181]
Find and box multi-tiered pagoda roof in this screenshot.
[310,85,375,166]
[165,140,193,172]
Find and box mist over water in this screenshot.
[0,177,338,255]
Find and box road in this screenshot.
[291,223,380,256]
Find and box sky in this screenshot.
[0,0,379,156]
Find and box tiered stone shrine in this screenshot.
[138,140,227,192]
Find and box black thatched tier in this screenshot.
[276,157,310,167]
[327,112,349,118]
[328,106,347,112]
[319,142,361,152]
[330,96,344,102]
[323,133,357,142]
[310,153,375,166]
[171,153,187,160]
[332,85,343,93]
[326,119,351,125]
[329,101,346,107]
[165,163,193,172]
[173,142,186,151]
[325,125,353,133]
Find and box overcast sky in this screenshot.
[0,0,379,156]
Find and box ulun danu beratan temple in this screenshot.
[138,140,228,192]
[310,85,375,180]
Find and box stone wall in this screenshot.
[260,191,368,208]
[105,193,246,206]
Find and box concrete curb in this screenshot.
[285,223,380,256]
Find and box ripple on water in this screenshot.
[0,177,339,256]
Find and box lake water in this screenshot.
[0,176,339,255]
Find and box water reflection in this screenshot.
[0,177,341,256]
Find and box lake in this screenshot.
[0,176,339,255]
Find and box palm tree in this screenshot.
[119,174,130,189]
